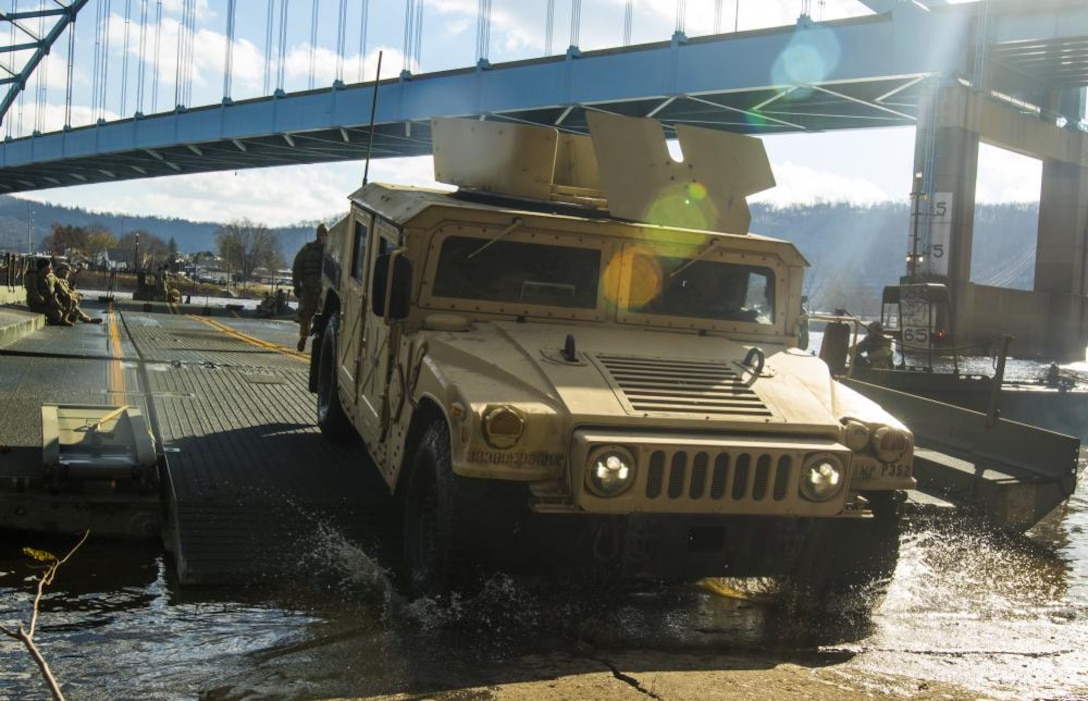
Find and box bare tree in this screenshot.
[215,219,284,286]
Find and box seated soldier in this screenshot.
[54,262,102,324]
[24,258,72,326]
[851,321,894,369]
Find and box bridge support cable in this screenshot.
[545,0,554,55]
[403,0,423,76]
[262,0,273,95]
[151,0,161,112]
[476,0,491,66]
[174,0,197,108]
[223,0,236,101]
[135,0,148,115]
[308,0,319,89]
[92,0,111,123]
[276,0,288,94]
[120,0,132,117]
[675,0,686,37]
[356,0,368,82]
[64,8,75,128]
[33,0,46,135]
[569,0,581,50]
[623,0,632,46]
[335,0,346,85]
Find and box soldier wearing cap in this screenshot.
[54,261,102,324]
[292,223,328,352]
[23,258,72,326]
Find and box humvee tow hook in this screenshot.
[743,346,765,375]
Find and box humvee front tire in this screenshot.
[402,420,463,599]
[316,312,353,441]
[786,493,900,611]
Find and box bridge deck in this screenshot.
[0,298,396,587]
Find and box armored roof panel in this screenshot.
[347,182,808,267]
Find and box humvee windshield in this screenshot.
[429,235,774,325]
[628,256,775,324]
[432,235,601,309]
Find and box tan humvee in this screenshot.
[309,113,915,598]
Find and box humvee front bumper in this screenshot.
[545,429,858,518]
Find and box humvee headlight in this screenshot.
[482,405,525,449]
[871,426,910,463]
[800,454,844,502]
[842,419,871,452]
[586,447,636,497]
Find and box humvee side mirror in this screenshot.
[371,252,412,320]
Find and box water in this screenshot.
[3,352,1088,700]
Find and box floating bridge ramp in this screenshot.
[843,378,1081,531]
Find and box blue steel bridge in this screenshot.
[0,0,1083,194]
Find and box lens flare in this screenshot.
[770,27,841,93]
[604,246,664,308]
[644,182,719,231]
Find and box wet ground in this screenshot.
[2,319,1087,700]
[1,477,1086,700]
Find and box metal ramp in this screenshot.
[843,379,1081,531]
[34,404,162,538]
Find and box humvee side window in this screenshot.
[629,257,775,324]
[433,236,600,309]
[351,220,369,281]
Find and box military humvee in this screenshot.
[309,113,914,598]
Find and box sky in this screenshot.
[4,0,1049,227]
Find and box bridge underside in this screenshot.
[1,1,1086,195]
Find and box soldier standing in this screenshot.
[292,223,327,352]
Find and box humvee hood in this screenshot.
[424,320,843,431]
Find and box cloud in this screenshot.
[975,144,1042,203]
[751,160,894,206]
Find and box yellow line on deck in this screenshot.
[187,315,308,362]
[107,308,126,403]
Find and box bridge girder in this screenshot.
[0,1,90,130]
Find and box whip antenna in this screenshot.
[363,50,383,185]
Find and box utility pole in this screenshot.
[26,201,32,255]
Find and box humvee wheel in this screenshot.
[403,420,462,598]
[316,312,353,441]
[787,493,901,611]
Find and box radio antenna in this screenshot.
[362,50,383,186]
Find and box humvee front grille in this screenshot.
[594,354,772,418]
[645,449,794,504]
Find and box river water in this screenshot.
[2,355,1087,700]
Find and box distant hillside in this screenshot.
[0,195,319,258]
[0,194,1041,317]
[750,201,1040,317]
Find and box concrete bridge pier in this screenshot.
[913,82,1088,359]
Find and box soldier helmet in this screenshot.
[36,258,51,270]
[316,223,329,236]
[867,321,883,334]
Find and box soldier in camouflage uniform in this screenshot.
[55,262,103,324]
[292,223,327,352]
[23,258,72,326]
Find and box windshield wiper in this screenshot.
[468,217,524,259]
[669,237,719,278]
